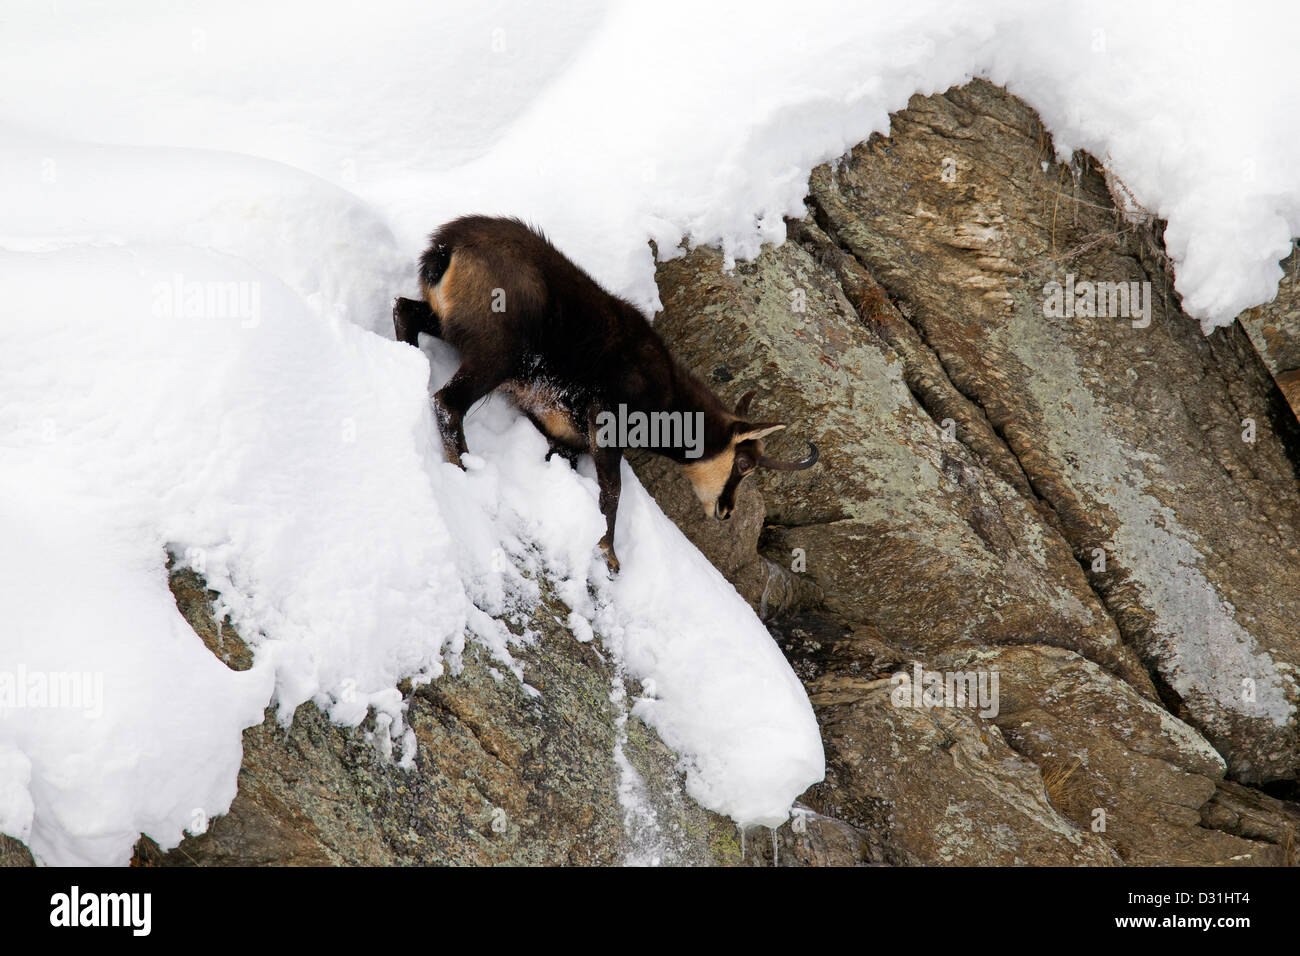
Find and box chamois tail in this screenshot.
[419,239,453,291]
[406,235,452,343]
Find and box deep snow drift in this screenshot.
[2,0,1298,865]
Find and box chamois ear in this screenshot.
[732,421,786,443]
[734,389,758,417]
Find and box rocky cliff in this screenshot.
[644,79,1300,865]
[7,79,1297,868]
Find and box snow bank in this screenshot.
[3,0,1298,864]
[6,2,1295,327]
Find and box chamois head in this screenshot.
[681,389,819,520]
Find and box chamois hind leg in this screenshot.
[393,296,440,346]
[588,432,623,575]
[434,363,506,467]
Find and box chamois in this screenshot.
[393,215,818,573]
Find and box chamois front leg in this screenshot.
[588,420,623,575]
[434,363,505,466]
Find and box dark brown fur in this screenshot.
[393,215,808,573]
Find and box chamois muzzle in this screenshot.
[758,441,819,471]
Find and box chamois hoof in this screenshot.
[600,542,621,576]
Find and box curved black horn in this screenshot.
[758,441,819,471]
[734,389,758,417]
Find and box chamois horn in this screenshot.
[735,389,818,470]
[759,441,819,471]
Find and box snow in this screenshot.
[2,0,1299,864]
[981,2,1300,331]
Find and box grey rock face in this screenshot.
[800,80,1300,782]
